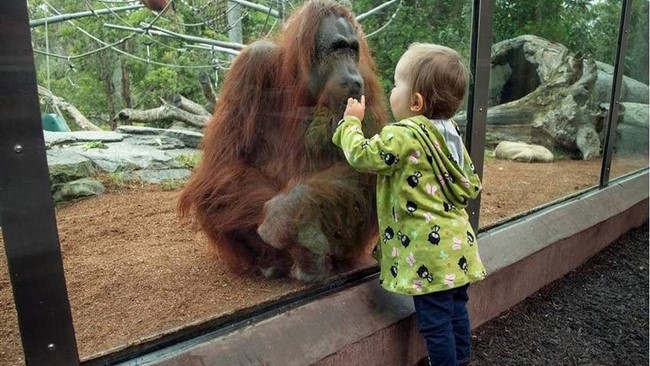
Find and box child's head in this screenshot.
[390,43,469,121]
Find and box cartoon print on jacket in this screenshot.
[406,200,418,215]
[380,151,399,165]
[407,171,423,188]
[383,226,395,242]
[467,231,475,246]
[428,225,441,245]
[397,231,411,247]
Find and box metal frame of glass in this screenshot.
[0,2,80,365]
[0,0,638,365]
[600,0,634,186]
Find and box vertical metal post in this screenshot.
[599,0,633,187]
[465,0,494,232]
[277,0,286,22]
[0,1,80,365]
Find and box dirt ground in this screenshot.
[0,155,647,365]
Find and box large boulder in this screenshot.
[456,35,649,159]
[494,141,554,163]
[614,102,649,155]
[44,128,203,202]
[489,35,601,159]
[594,62,649,104]
[52,178,105,203]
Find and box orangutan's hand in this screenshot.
[344,95,365,122]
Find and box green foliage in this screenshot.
[136,68,179,108]
[352,1,473,116]
[492,0,648,83]
[626,1,649,84]
[26,0,647,132]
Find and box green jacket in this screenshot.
[333,114,486,295]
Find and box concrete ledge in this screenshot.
[136,171,649,366]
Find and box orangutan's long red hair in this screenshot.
[178,0,388,277]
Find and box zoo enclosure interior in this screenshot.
[0,0,648,365]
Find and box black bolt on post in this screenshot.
[465,0,494,232]
[0,1,80,365]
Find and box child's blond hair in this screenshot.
[401,43,469,119]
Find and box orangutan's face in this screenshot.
[310,15,364,115]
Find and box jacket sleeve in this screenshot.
[332,116,408,176]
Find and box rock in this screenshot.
[44,128,201,202]
[575,125,601,160]
[44,130,124,148]
[52,178,105,203]
[66,143,174,173]
[115,125,166,135]
[489,64,513,106]
[116,125,203,148]
[494,141,554,163]
[615,102,650,155]
[123,168,192,184]
[46,150,96,183]
[594,62,649,104]
[440,35,649,160]
[123,135,187,150]
[489,35,600,159]
[162,129,203,149]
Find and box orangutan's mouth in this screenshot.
[349,90,363,101]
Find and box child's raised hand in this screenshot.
[344,95,366,122]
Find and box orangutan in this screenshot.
[178,0,388,283]
[140,0,175,12]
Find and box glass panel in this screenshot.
[0,232,25,366]
[5,1,473,361]
[479,0,622,228]
[610,1,649,179]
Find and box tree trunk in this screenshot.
[105,73,117,130]
[120,42,133,116]
[198,71,217,113]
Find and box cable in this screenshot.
[42,1,217,70]
[365,0,403,39]
[33,35,135,60]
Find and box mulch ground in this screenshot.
[471,222,649,366]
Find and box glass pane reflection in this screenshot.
[479,0,622,228]
[610,1,649,180]
[8,1,473,362]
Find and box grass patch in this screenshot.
[82,141,108,150]
[176,152,202,169]
[160,179,186,191]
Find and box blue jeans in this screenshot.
[413,284,471,366]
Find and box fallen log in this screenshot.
[170,94,211,117]
[37,85,103,131]
[113,104,209,128]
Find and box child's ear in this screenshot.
[410,93,425,113]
